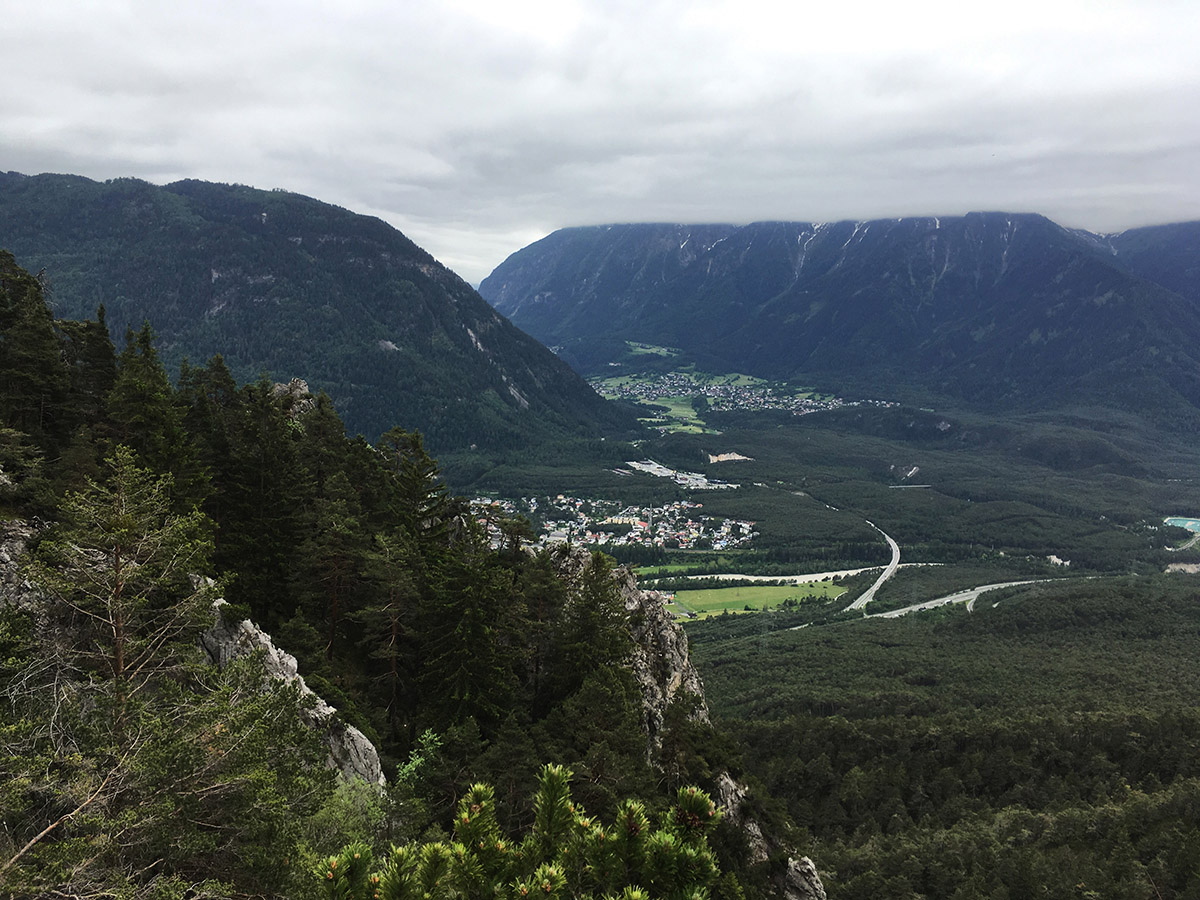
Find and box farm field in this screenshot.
[634,557,741,577]
[669,581,845,617]
[631,395,712,433]
[626,341,680,357]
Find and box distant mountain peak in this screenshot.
[479,213,1200,428]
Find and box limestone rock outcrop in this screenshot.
[619,565,827,900]
[272,377,317,418]
[782,858,828,900]
[549,545,827,900]
[618,563,711,748]
[201,602,386,787]
[0,521,39,612]
[713,773,827,900]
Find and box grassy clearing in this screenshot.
[685,371,765,387]
[636,566,696,577]
[670,582,845,617]
[634,557,740,577]
[656,397,700,419]
[637,395,720,434]
[626,342,679,356]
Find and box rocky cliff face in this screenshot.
[201,602,386,787]
[0,521,385,788]
[552,545,827,900]
[617,562,711,749]
[0,521,39,612]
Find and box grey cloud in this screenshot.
[1,0,1197,283]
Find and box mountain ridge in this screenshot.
[0,171,635,450]
[479,212,1200,426]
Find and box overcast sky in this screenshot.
[3,0,1198,284]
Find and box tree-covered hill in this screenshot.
[0,172,637,450]
[0,252,781,899]
[480,215,1200,428]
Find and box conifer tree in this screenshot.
[178,354,242,538]
[218,375,307,624]
[377,427,456,548]
[299,469,373,661]
[0,250,70,448]
[319,765,723,900]
[58,306,116,427]
[29,445,213,732]
[5,445,334,898]
[356,528,422,744]
[106,322,202,502]
[0,426,45,508]
[419,531,520,731]
[302,390,351,496]
[515,552,569,717]
[542,551,632,706]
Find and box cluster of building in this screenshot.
[470,494,757,551]
[591,372,869,416]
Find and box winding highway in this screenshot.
[656,493,1067,622]
[868,579,1062,618]
[847,521,901,611]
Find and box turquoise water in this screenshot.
[1164,517,1200,532]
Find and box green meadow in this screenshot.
[669,581,845,617]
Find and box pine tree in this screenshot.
[0,250,70,448]
[302,391,351,497]
[178,354,241,538]
[0,426,45,508]
[58,306,116,428]
[377,427,455,548]
[298,469,373,662]
[5,445,334,898]
[514,552,569,717]
[542,551,632,706]
[419,531,520,732]
[28,445,213,732]
[318,765,723,900]
[105,322,203,502]
[218,375,308,625]
[356,528,422,745]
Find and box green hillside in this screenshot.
[0,172,637,450]
[0,252,751,899]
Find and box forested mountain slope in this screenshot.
[480,214,1200,426]
[1108,220,1200,304]
[0,251,816,900]
[0,172,635,449]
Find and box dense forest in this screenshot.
[688,577,1200,898]
[0,250,753,899]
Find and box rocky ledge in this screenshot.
[201,602,386,787]
[551,545,827,900]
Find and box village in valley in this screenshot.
[471,491,757,552]
[587,363,897,434]
[591,369,848,416]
